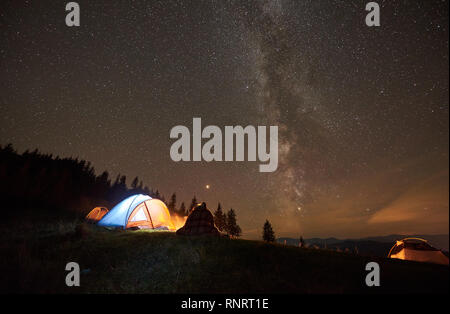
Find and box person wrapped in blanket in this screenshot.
[176,202,221,236]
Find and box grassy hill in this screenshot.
[0,219,448,294]
[278,234,449,254]
[278,237,394,257]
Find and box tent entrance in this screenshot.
[126,202,154,229]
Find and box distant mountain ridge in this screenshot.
[278,234,449,257]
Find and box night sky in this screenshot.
[1,0,448,239]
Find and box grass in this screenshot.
[0,219,448,294]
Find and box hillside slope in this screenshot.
[278,234,449,256]
[0,221,448,294]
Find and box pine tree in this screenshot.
[226,208,241,237]
[168,193,177,213]
[98,171,110,186]
[189,195,198,211]
[213,202,226,231]
[113,174,121,186]
[179,202,186,216]
[131,176,139,189]
[262,220,275,242]
[119,175,126,186]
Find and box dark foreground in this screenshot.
[0,220,448,294]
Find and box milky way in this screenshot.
[1,0,448,238]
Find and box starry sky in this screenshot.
[1,0,448,239]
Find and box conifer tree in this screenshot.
[213,202,226,231]
[131,176,139,189]
[262,220,275,242]
[226,208,241,237]
[168,193,177,213]
[179,202,186,216]
[189,195,198,211]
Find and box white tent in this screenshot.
[388,238,449,265]
[98,194,175,230]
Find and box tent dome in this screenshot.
[85,207,109,223]
[98,194,175,230]
[388,238,449,265]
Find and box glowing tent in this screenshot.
[97,194,175,230]
[85,207,109,223]
[388,238,449,265]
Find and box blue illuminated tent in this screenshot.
[98,194,175,230]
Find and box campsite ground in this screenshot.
[0,215,448,294]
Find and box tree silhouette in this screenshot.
[189,195,198,212]
[131,176,139,189]
[263,220,275,242]
[0,144,243,228]
[213,202,226,231]
[226,208,241,237]
[179,202,186,216]
[168,193,177,213]
[119,175,126,186]
[0,144,160,214]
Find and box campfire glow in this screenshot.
[171,213,187,230]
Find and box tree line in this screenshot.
[0,144,165,214]
[1,143,281,242]
[213,203,241,237]
[0,143,244,237]
[261,220,306,247]
[1,144,293,242]
[167,193,242,237]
